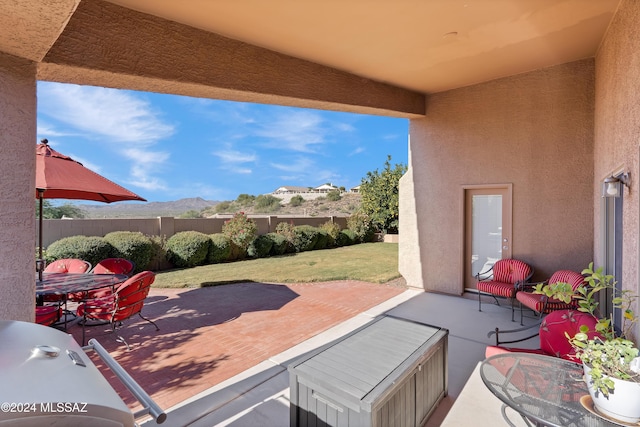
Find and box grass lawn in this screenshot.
[153,242,400,288]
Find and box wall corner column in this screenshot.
[0,52,37,321]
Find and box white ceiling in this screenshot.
[106,0,620,94]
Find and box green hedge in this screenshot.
[103,231,153,272]
[292,225,320,252]
[267,233,289,255]
[336,229,357,246]
[208,233,231,264]
[46,235,115,267]
[248,234,274,258]
[166,231,211,268]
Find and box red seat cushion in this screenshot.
[516,270,585,314]
[477,281,517,298]
[478,259,532,298]
[35,305,61,326]
[539,310,600,360]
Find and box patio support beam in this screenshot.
[0,52,37,322]
[38,0,425,118]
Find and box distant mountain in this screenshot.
[78,197,219,218]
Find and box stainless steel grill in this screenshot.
[0,320,165,426]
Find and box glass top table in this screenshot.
[36,272,128,297]
[480,353,620,427]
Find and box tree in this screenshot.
[36,200,86,219]
[178,210,202,218]
[359,155,407,233]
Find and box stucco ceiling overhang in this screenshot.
[0,0,621,117]
[104,0,621,94]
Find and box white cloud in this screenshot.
[213,149,256,164]
[257,109,326,153]
[349,147,366,156]
[122,148,170,191]
[38,83,174,144]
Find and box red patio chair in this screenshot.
[477,258,534,321]
[42,258,92,303]
[516,270,585,325]
[68,258,134,302]
[485,309,600,361]
[77,271,158,349]
[91,258,135,275]
[35,305,62,327]
[44,258,92,274]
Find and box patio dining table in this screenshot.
[36,273,128,329]
[480,353,620,427]
[36,272,128,299]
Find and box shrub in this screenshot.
[292,225,320,252]
[222,212,258,254]
[254,195,282,213]
[214,201,233,213]
[314,229,330,250]
[46,235,114,267]
[275,221,296,253]
[236,193,256,206]
[327,190,342,201]
[208,233,232,264]
[337,229,356,246]
[289,195,305,206]
[166,231,211,268]
[148,235,172,271]
[103,231,153,272]
[267,232,289,255]
[347,211,374,243]
[248,234,274,258]
[320,221,341,247]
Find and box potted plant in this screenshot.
[534,263,640,423]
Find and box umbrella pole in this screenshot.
[38,191,44,281]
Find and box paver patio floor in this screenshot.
[64,280,405,415]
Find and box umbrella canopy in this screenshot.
[36,139,146,203]
[35,139,146,265]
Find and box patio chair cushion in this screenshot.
[35,305,62,327]
[477,259,533,298]
[485,309,600,361]
[44,258,91,274]
[92,258,134,275]
[538,309,599,359]
[516,270,585,314]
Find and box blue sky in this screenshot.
[37,82,409,203]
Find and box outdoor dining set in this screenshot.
[35,257,159,350]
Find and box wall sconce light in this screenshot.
[602,173,631,198]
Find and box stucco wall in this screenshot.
[0,52,37,321]
[594,0,640,300]
[401,60,595,294]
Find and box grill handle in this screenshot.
[84,338,167,424]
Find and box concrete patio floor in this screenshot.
[64,281,540,426]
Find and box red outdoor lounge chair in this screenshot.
[516,270,586,325]
[477,258,534,321]
[485,309,600,361]
[77,271,158,349]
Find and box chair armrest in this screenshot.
[487,320,542,346]
[475,266,495,281]
[517,280,546,292]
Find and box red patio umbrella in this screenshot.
[35,139,146,265]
